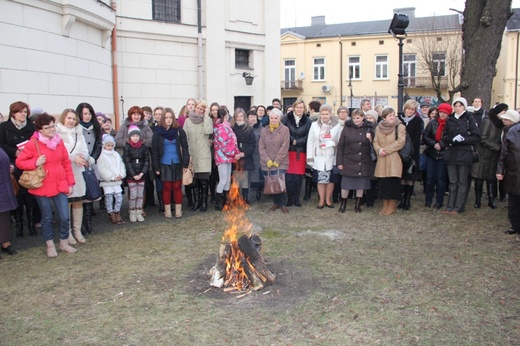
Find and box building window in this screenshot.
[348,56,360,79]
[235,49,250,69]
[313,58,325,81]
[375,55,388,79]
[284,60,296,81]
[152,0,181,23]
[433,52,446,76]
[403,54,416,87]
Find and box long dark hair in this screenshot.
[76,102,102,140]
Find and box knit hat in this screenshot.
[127,125,141,138]
[102,134,115,145]
[499,109,520,124]
[365,110,379,121]
[452,97,468,109]
[489,103,509,117]
[437,103,453,115]
[420,101,430,108]
[96,112,108,122]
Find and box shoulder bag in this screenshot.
[395,125,416,174]
[263,168,286,195]
[18,140,46,189]
[83,163,102,201]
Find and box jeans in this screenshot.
[425,156,447,205]
[446,164,470,213]
[34,193,69,241]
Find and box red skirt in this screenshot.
[286,151,306,175]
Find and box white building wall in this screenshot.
[0,0,116,116]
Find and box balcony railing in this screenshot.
[404,76,449,89]
[281,79,303,90]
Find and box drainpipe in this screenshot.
[111,1,120,129]
[515,30,519,109]
[339,36,343,106]
[197,0,203,100]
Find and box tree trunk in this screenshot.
[461,0,512,109]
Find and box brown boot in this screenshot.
[386,199,398,215]
[109,212,118,224]
[379,200,389,215]
[46,240,58,258]
[114,212,125,225]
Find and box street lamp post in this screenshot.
[388,13,409,114]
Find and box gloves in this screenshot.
[453,134,465,142]
[267,160,274,168]
[272,161,279,168]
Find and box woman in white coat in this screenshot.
[55,108,90,244]
[306,104,342,208]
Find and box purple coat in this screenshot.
[0,148,18,213]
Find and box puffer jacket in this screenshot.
[213,121,239,165]
[232,123,256,171]
[97,149,126,188]
[422,118,446,160]
[497,123,520,195]
[441,112,481,166]
[282,111,311,153]
[123,140,150,180]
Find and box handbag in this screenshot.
[368,141,377,162]
[263,168,286,195]
[83,164,102,201]
[182,161,194,186]
[18,140,46,189]
[395,126,416,174]
[471,145,480,163]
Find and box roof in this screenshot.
[507,8,520,30]
[281,14,462,39]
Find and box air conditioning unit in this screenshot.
[322,84,332,93]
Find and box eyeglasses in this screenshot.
[42,125,55,130]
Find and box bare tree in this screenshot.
[459,0,513,109]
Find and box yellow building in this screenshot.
[281,7,520,113]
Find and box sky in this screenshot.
[280,0,520,28]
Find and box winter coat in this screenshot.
[0,120,36,180]
[0,148,18,213]
[123,141,150,180]
[497,123,520,195]
[373,123,406,178]
[250,124,263,183]
[55,123,90,199]
[422,118,446,160]
[80,123,102,161]
[441,112,481,166]
[258,124,290,171]
[97,149,126,188]
[151,128,190,172]
[184,116,213,173]
[470,115,503,180]
[15,134,75,197]
[115,119,154,149]
[282,111,312,153]
[336,119,375,177]
[399,115,424,178]
[232,123,256,171]
[306,117,342,172]
[213,121,239,165]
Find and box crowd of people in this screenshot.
[1,96,519,258]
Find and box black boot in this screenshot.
[403,185,412,210]
[303,176,313,201]
[99,194,106,210]
[83,202,94,234]
[26,207,37,236]
[15,207,24,238]
[157,193,165,213]
[190,182,201,211]
[215,192,224,211]
[256,188,262,201]
[209,171,217,204]
[474,179,483,208]
[332,182,341,203]
[242,188,250,205]
[222,190,229,210]
[200,180,209,212]
[145,182,156,206]
[338,198,347,213]
[486,180,497,209]
[185,185,194,208]
[355,197,362,213]
[397,185,405,209]
[499,179,507,202]
[293,177,302,207]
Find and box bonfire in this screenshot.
[209,180,276,292]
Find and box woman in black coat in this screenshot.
[398,99,424,210]
[0,101,38,238]
[470,103,506,209]
[0,148,18,256]
[441,97,481,214]
[230,108,256,204]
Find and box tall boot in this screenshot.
[473,179,483,208]
[386,199,398,215]
[338,198,347,213]
[256,188,262,201]
[15,207,24,238]
[200,179,209,212]
[99,194,106,210]
[499,179,507,202]
[303,176,313,201]
[242,188,250,205]
[209,172,217,204]
[185,185,194,208]
[355,197,362,213]
[486,180,497,209]
[145,182,156,206]
[403,185,412,211]
[83,202,94,234]
[397,185,405,209]
[332,182,341,204]
[157,193,165,213]
[215,192,223,211]
[26,207,37,236]
[222,190,229,210]
[175,204,182,218]
[71,208,86,243]
[379,200,389,215]
[293,177,302,207]
[190,182,201,211]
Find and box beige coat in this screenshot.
[184,116,213,173]
[373,123,406,178]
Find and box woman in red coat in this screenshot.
[16,113,76,258]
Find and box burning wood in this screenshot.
[209,180,276,292]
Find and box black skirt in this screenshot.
[160,163,183,182]
[377,177,402,200]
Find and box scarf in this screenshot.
[128,139,143,149]
[269,123,280,133]
[11,117,27,130]
[156,126,178,141]
[435,117,446,142]
[37,131,61,150]
[401,114,415,124]
[79,119,93,128]
[377,117,401,135]
[188,111,205,125]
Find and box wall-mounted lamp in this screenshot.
[243,72,254,85]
